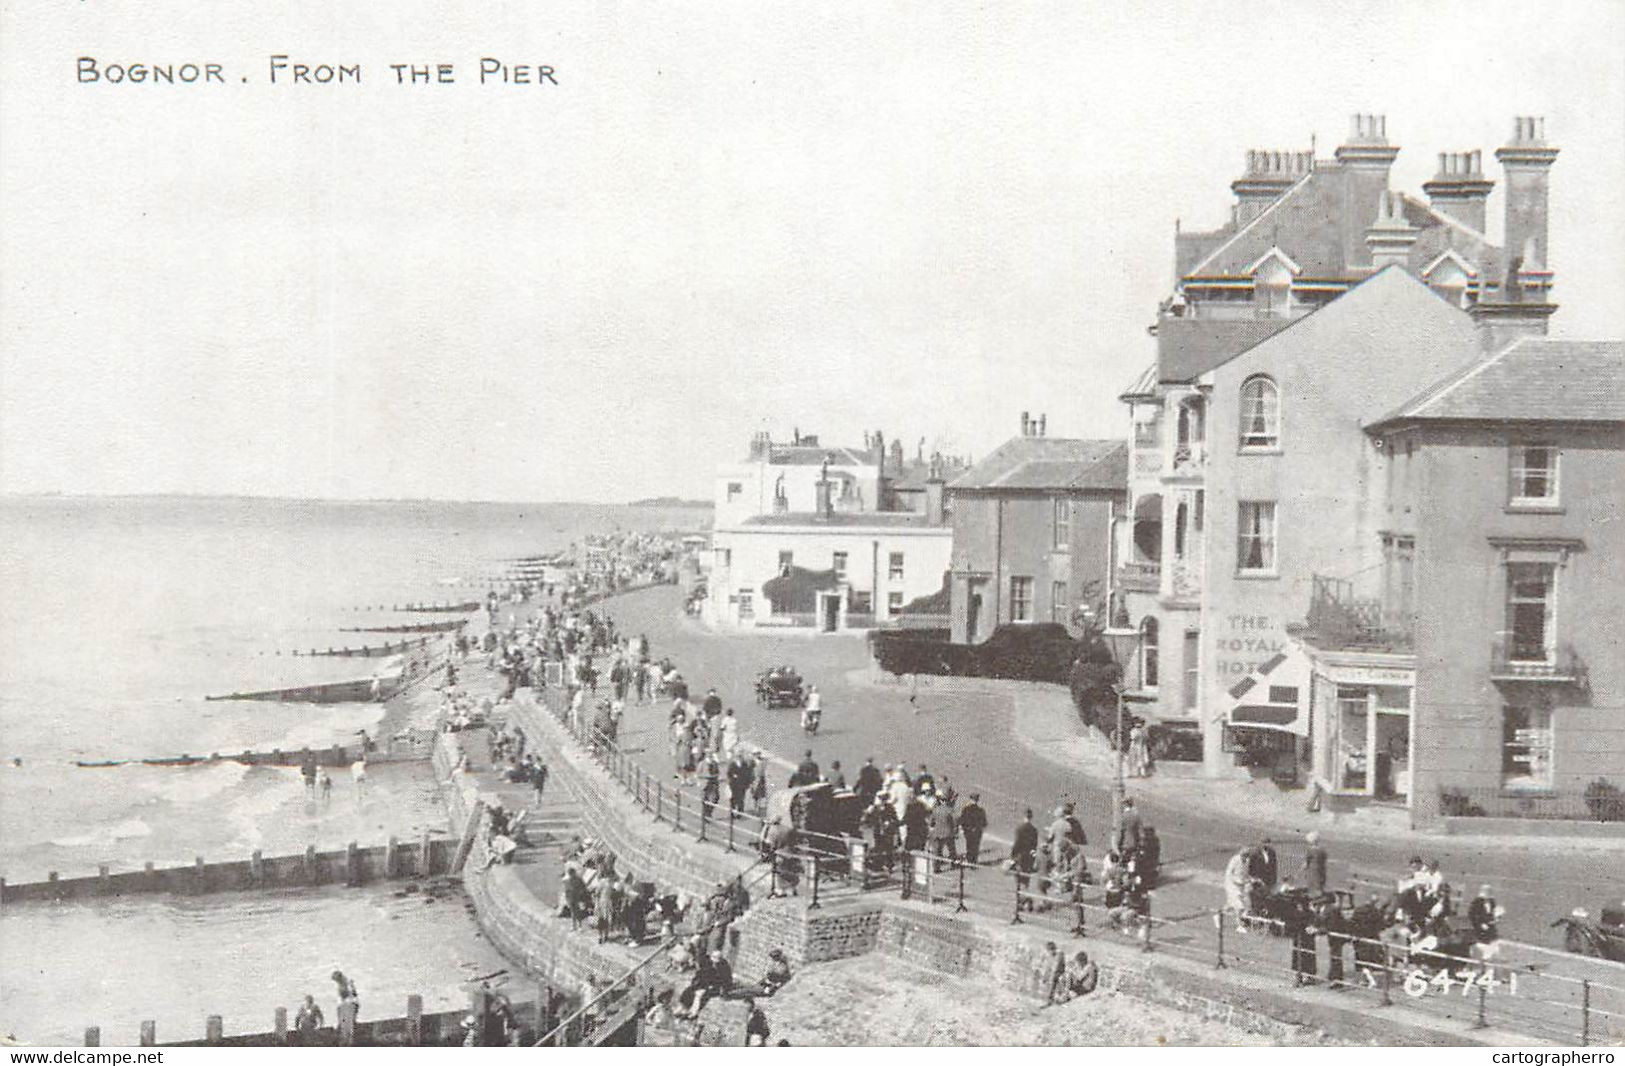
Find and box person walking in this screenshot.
[928,795,957,872]
[350,756,367,806]
[319,771,333,807]
[1115,798,1142,862]
[1303,831,1329,898]
[958,793,987,866]
[1128,721,1152,778]
[727,752,754,814]
[855,756,884,806]
[1011,808,1039,912]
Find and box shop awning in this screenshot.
[1221,647,1310,737]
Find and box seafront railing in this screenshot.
[535,686,1623,1046]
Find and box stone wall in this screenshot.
[711,892,1496,1046]
[510,692,757,897]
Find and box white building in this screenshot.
[705,430,954,632]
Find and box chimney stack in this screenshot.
[1020,411,1031,436]
[925,452,946,526]
[1037,414,1047,437]
[1231,149,1314,228]
[1365,190,1418,269]
[1335,114,1400,268]
[1495,116,1559,289]
[1421,150,1493,233]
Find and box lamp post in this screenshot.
[1100,624,1143,845]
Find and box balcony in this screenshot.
[1166,558,1202,604]
[1299,575,1413,652]
[1117,560,1161,593]
[1169,440,1207,477]
[1490,639,1586,684]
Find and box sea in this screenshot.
[0,494,706,1044]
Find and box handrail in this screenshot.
[532,858,773,1047]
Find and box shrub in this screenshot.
[1439,787,1487,818]
[1584,778,1625,823]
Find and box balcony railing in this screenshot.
[1168,558,1202,601]
[1490,639,1586,684]
[1131,449,1163,477]
[1301,575,1414,652]
[1117,560,1161,593]
[1169,440,1206,476]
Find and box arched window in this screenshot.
[1140,616,1160,689]
[1239,376,1280,450]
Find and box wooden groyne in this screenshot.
[72,732,435,771]
[205,677,390,703]
[288,636,433,658]
[84,990,554,1047]
[339,619,466,635]
[1,835,456,903]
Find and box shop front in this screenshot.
[1218,647,1312,783]
[1306,654,1416,805]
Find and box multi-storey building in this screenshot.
[945,413,1126,643]
[1299,338,1623,825]
[1114,115,1583,795]
[706,430,955,632]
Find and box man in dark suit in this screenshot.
[959,793,988,866]
[1011,808,1039,912]
[855,756,884,806]
[1115,798,1142,861]
[1250,836,1279,894]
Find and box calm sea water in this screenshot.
[0,495,701,878]
[0,495,702,1045]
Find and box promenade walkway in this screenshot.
[567,583,1624,1045]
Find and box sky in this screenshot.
[2,1,1622,504]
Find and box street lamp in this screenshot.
[1100,624,1143,844]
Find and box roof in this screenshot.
[1156,316,1293,383]
[1370,338,1625,428]
[1193,266,1483,396]
[739,511,939,529]
[753,445,875,466]
[947,438,1126,493]
[1181,162,1505,285]
[888,456,968,491]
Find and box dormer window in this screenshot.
[1421,250,1480,309]
[1247,247,1300,319]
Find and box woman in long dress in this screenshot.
[1224,847,1253,931]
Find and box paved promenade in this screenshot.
[580,583,1624,1044]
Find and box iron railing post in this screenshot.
[1215,913,1227,969]
[808,854,821,910]
[655,781,663,823]
[1582,979,1591,1046]
[955,861,968,914]
[726,808,736,853]
[1473,977,1487,1029]
[698,796,708,843]
[1011,868,1023,924]
[673,790,682,833]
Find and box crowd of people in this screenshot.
[1220,834,1507,987]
